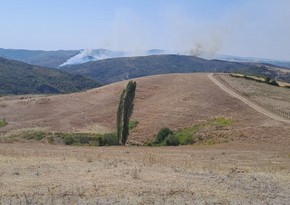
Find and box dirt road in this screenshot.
[208,73,290,124]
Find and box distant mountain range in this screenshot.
[0,57,101,95]
[0,48,168,68]
[0,48,80,68]
[61,54,290,84]
[214,54,290,69]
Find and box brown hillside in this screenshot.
[1,73,290,144]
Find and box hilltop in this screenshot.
[1,73,289,144]
[0,57,101,95]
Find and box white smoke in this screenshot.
[60,49,125,67]
[59,48,170,67]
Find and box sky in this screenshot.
[0,0,289,60]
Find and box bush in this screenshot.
[51,132,118,146]
[155,127,173,144]
[164,135,179,146]
[100,133,118,146]
[47,136,54,144]
[174,130,195,145]
[268,80,279,86]
[129,120,139,130]
[23,131,46,141]
[0,119,8,128]
[64,136,74,145]
[78,135,90,144]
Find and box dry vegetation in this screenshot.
[1,73,290,204]
[219,74,290,115]
[1,73,290,143]
[0,143,290,204]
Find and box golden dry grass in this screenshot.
[0,143,290,204]
[1,73,290,144]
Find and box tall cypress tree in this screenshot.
[121,81,137,145]
[116,89,125,144]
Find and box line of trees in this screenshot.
[116,81,137,145]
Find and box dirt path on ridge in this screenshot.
[208,73,290,124]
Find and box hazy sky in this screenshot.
[0,0,289,60]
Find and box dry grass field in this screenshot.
[219,74,290,114]
[0,143,290,204]
[1,73,290,204]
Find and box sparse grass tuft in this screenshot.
[129,120,139,130]
[22,131,46,141]
[0,119,8,128]
[211,117,233,128]
[207,139,216,145]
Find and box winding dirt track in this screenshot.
[208,73,290,124]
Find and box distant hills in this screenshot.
[61,54,290,84]
[0,48,168,68]
[215,54,290,69]
[1,47,290,89]
[1,47,290,70]
[0,57,101,95]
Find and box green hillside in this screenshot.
[0,57,102,95]
[0,48,80,68]
[62,54,285,84]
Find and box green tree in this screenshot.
[121,81,137,145]
[265,76,271,83]
[116,89,125,144]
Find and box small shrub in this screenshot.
[164,134,179,146]
[101,133,118,146]
[23,131,46,141]
[212,117,233,128]
[207,139,216,145]
[174,129,195,145]
[64,136,74,145]
[96,136,104,146]
[129,120,139,130]
[78,135,90,144]
[47,136,54,144]
[0,119,8,128]
[52,132,118,146]
[155,127,173,144]
[268,80,279,86]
